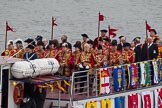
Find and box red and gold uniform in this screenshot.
[36,49,46,59]
[56,49,74,76]
[121,49,135,64]
[72,50,81,70]
[93,52,108,68]
[45,48,59,58]
[79,51,94,74]
[15,48,25,59]
[1,49,17,57]
[109,50,121,66]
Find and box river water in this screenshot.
[0,0,162,52]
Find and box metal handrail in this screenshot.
[69,58,162,107]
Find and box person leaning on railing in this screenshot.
[78,43,95,93]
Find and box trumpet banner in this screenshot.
[99,68,110,94]
[154,88,162,108]
[140,62,150,86]
[142,91,153,108]
[127,63,137,89]
[128,93,139,108]
[86,101,97,108]
[115,96,125,108]
[101,99,112,108]
[114,66,124,92]
[152,61,160,84]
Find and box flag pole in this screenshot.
[5,21,8,50]
[145,20,149,59]
[51,16,54,40]
[108,25,111,66]
[98,12,100,38]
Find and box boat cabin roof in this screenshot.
[0,56,22,65]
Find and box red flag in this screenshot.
[52,17,57,26]
[146,21,151,31]
[109,27,117,38]
[99,12,104,21]
[6,21,16,32]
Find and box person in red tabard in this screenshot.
[35,41,46,59]
[94,29,108,48]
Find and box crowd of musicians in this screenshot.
[1,28,162,108]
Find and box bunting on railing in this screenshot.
[127,63,137,89]
[63,80,70,87]
[154,88,162,108]
[140,62,150,86]
[99,68,110,94]
[152,61,160,84]
[56,81,65,92]
[142,91,153,108]
[114,66,124,92]
[101,98,112,108]
[115,96,125,108]
[86,101,97,108]
[128,93,139,108]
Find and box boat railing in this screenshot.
[70,58,162,104]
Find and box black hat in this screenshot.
[16,40,22,44]
[111,40,117,46]
[35,35,43,41]
[87,40,94,45]
[73,44,82,50]
[37,41,44,46]
[103,38,111,42]
[24,38,34,43]
[49,40,55,45]
[119,36,125,39]
[81,34,88,38]
[97,45,102,50]
[149,29,157,35]
[27,44,35,49]
[100,29,107,33]
[123,42,131,47]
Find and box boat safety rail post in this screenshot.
[94,69,98,97]
[109,67,113,94]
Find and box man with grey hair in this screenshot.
[60,35,72,49]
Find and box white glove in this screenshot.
[85,66,90,69]
[79,64,84,68]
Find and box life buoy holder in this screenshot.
[13,83,24,105]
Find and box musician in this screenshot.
[133,37,142,62]
[93,45,108,68]
[35,35,43,43]
[117,36,126,51]
[1,40,16,56]
[109,40,121,66]
[141,37,158,61]
[56,43,73,76]
[94,29,108,47]
[87,40,95,53]
[153,38,162,58]
[72,43,82,71]
[103,38,111,55]
[78,43,95,93]
[23,44,37,60]
[81,34,89,49]
[121,42,135,64]
[35,41,46,58]
[45,40,59,58]
[15,39,25,59]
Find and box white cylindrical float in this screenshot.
[11,58,60,79]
